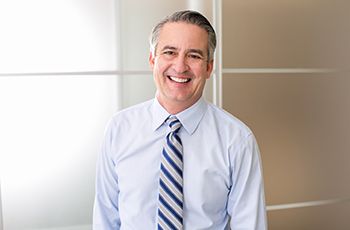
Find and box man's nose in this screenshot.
[173,55,189,73]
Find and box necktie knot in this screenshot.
[167,116,181,133]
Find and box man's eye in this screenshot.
[163,51,175,55]
[188,54,202,59]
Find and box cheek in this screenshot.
[194,67,211,80]
[154,59,169,72]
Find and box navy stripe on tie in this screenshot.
[158,224,164,230]
[159,195,183,224]
[167,133,182,159]
[158,209,177,230]
[160,164,183,193]
[160,179,183,208]
[162,149,182,176]
[173,134,182,145]
[166,134,183,161]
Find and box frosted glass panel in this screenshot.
[122,74,156,108]
[0,75,118,230]
[0,0,116,73]
[222,0,350,68]
[222,73,350,205]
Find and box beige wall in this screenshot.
[222,0,350,229]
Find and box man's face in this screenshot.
[149,22,213,113]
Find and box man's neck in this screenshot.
[156,96,201,115]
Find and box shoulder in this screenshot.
[205,103,260,163]
[203,102,257,150]
[205,102,253,138]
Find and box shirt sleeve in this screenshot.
[93,118,121,229]
[227,133,267,230]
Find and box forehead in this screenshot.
[157,22,208,51]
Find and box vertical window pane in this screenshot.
[0,76,118,230]
[0,0,116,73]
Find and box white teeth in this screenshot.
[169,76,190,83]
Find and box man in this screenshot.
[93,10,267,229]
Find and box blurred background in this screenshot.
[0,0,349,229]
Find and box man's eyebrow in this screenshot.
[161,45,177,51]
[187,49,204,57]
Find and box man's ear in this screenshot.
[149,52,155,70]
[206,59,214,79]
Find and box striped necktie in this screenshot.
[157,116,184,230]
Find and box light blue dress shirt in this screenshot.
[93,97,267,229]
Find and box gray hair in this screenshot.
[149,10,217,62]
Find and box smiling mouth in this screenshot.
[168,76,191,83]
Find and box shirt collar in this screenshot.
[151,97,208,135]
[151,98,171,131]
